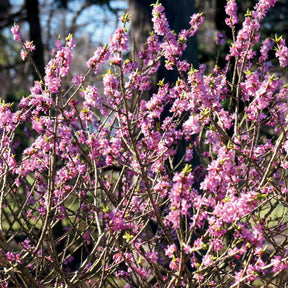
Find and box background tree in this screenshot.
[25,0,45,79]
[1,0,287,98]
[0,0,125,99]
[128,0,198,71]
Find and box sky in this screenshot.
[9,0,128,45]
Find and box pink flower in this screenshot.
[183,243,193,254]
[109,27,129,53]
[87,46,109,73]
[254,0,277,20]
[165,244,177,258]
[103,72,121,106]
[145,251,158,264]
[110,55,122,65]
[151,3,170,36]
[271,256,288,273]
[20,49,28,60]
[276,38,288,67]
[202,254,213,266]
[259,38,274,63]
[44,36,75,93]
[189,13,204,37]
[113,252,122,264]
[72,74,85,86]
[21,238,32,251]
[24,40,36,52]
[169,257,180,271]
[81,85,102,108]
[11,24,21,42]
[166,209,180,228]
[225,0,238,28]
[194,238,203,249]
[183,115,201,138]
[6,252,15,262]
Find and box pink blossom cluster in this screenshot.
[11,23,21,42]
[254,0,277,20]
[44,34,75,93]
[11,24,36,60]
[189,13,205,37]
[225,0,238,28]
[2,1,288,287]
[227,0,279,68]
[87,45,109,73]
[276,38,288,67]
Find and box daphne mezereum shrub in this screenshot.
[2,0,288,287]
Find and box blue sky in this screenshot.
[9,0,128,45]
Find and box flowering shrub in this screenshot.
[2,0,288,287]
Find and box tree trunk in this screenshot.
[128,0,200,171]
[128,0,198,69]
[127,0,153,57]
[25,0,45,80]
[0,0,10,15]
